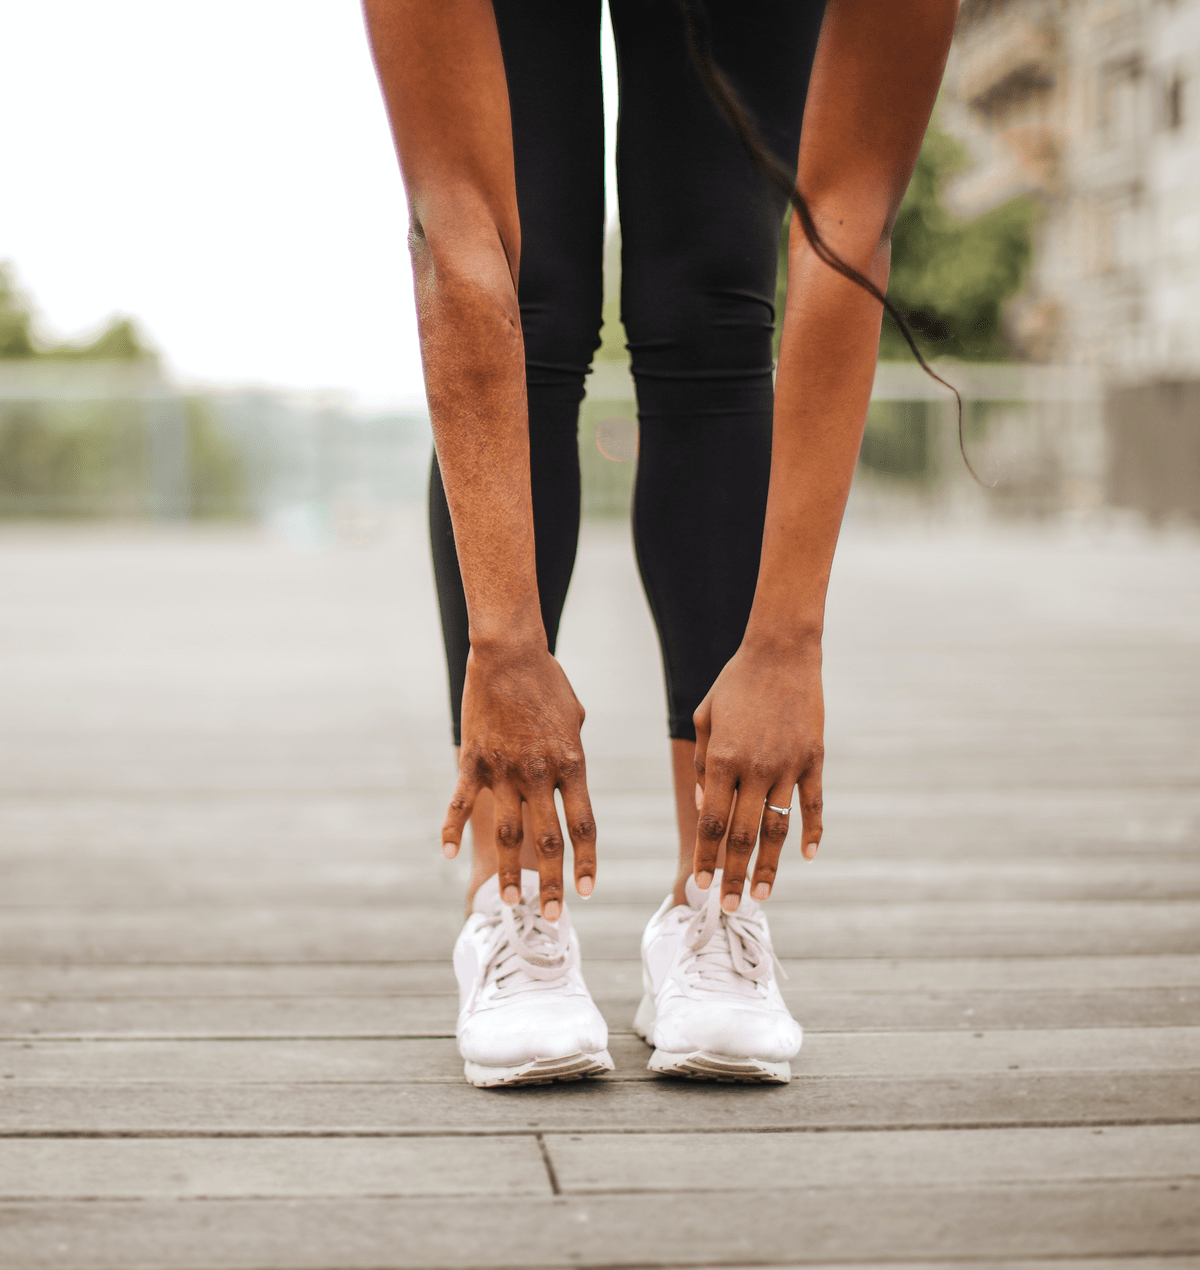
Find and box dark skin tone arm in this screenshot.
[694,0,957,910]
[363,0,956,918]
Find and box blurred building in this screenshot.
[943,0,1200,518]
[946,0,1200,372]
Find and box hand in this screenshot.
[441,642,597,919]
[692,640,824,910]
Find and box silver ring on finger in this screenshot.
[766,803,791,816]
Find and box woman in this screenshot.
[364,0,956,1086]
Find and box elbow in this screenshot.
[407,188,520,292]
[788,201,892,286]
[409,213,522,335]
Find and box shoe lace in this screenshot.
[678,886,785,998]
[479,896,575,1002]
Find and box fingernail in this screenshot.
[696,870,713,889]
[694,783,703,810]
[502,885,520,905]
[577,875,594,898]
[542,899,561,921]
[803,841,818,860]
[752,882,770,901]
[441,841,458,859]
[721,892,740,913]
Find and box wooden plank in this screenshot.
[1,517,1198,1268]
[5,1071,1197,1135]
[3,901,1199,962]
[0,786,1194,848]
[0,1182,1195,1268]
[0,790,1194,860]
[5,956,1198,1000]
[7,858,1200,906]
[679,1262,1200,1270]
[543,1125,1200,1193]
[0,1136,551,1200]
[2,985,1197,1039]
[2,1028,1197,1084]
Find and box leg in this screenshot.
[611,0,824,885]
[427,0,605,904]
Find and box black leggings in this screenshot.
[430,0,825,744]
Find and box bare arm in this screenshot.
[363,0,596,914]
[693,0,957,907]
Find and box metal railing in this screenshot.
[580,360,1107,518]
[5,357,1185,527]
[0,363,431,530]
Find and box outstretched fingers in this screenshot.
[721,783,770,912]
[558,771,597,900]
[694,765,734,891]
[525,784,566,921]
[491,785,525,905]
[751,781,795,901]
[441,765,480,860]
[799,750,824,860]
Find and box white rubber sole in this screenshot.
[647,1047,791,1083]
[463,1049,614,1089]
[634,993,793,1084]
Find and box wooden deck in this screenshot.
[1,511,1198,1270]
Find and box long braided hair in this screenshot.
[673,0,981,484]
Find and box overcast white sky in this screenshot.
[2,2,618,409]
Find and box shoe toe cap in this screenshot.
[458,995,608,1068]
[654,998,801,1062]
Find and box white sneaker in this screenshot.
[634,868,802,1083]
[454,869,613,1088]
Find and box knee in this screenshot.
[622,243,779,377]
[519,259,603,375]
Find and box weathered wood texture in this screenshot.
[0,515,1198,1269]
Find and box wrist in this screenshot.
[468,616,548,661]
[739,622,823,661]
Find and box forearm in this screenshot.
[414,234,544,652]
[744,0,955,654]
[744,225,889,652]
[364,0,543,653]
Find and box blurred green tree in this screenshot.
[0,264,245,517]
[0,263,153,361]
[775,127,1036,361]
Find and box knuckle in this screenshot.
[447,794,471,816]
[761,820,789,844]
[754,858,779,881]
[802,793,824,816]
[706,748,737,775]
[536,832,564,859]
[570,816,597,842]
[495,821,523,848]
[748,756,776,784]
[697,813,727,841]
[487,751,513,781]
[726,829,756,852]
[557,751,583,781]
[522,754,550,785]
[462,747,489,781]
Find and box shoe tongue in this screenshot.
[683,871,712,910]
[471,872,502,915]
[683,869,757,915]
[471,870,563,921]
